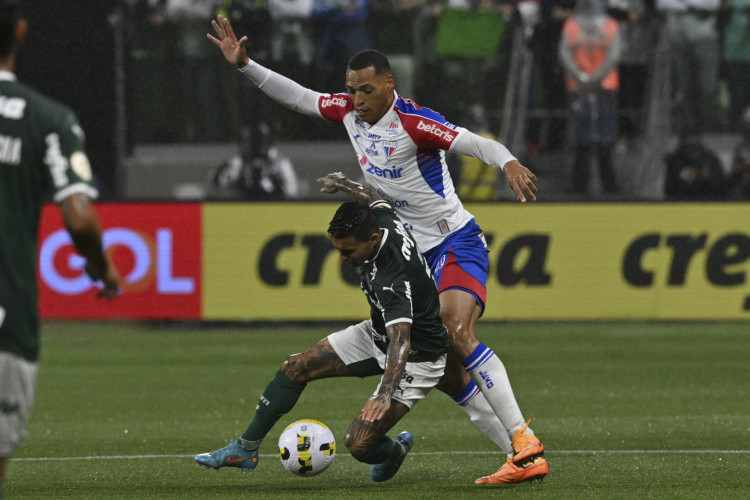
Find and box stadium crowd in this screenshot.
[109,0,750,200]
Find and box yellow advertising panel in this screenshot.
[471,203,750,320]
[203,203,750,321]
[202,203,368,320]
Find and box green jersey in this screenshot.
[0,71,97,362]
[360,201,449,362]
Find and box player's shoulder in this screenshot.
[394,96,447,124]
[318,93,354,121]
[370,200,398,222]
[7,80,73,114]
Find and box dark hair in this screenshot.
[347,49,391,76]
[328,201,378,241]
[0,0,20,59]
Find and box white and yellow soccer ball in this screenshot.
[278,419,336,476]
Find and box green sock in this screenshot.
[240,369,305,449]
[365,435,403,465]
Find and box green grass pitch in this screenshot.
[6,321,750,499]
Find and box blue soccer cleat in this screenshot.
[370,431,414,482]
[194,439,259,472]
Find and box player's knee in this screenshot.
[344,421,379,463]
[280,354,306,384]
[441,320,479,358]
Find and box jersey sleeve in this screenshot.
[317,93,354,123]
[47,108,98,203]
[397,102,465,151]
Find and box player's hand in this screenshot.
[360,397,390,423]
[503,159,538,202]
[316,172,348,194]
[207,14,249,69]
[85,254,121,300]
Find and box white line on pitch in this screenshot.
[14,449,750,462]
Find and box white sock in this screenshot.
[463,342,530,437]
[452,380,513,455]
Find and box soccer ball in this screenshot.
[278,419,336,476]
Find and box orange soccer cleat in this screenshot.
[474,456,549,485]
[511,416,545,464]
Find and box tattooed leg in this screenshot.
[282,338,355,384]
[240,339,353,449]
[345,400,410,463]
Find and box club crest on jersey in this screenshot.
[383,141,397,159]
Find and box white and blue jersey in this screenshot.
[318,91,474,253]
[239,61,517,308]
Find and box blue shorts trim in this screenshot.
[424,219,489,308]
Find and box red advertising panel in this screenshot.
[38,203,201,319]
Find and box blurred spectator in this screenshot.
[607,0,658,141]
[656,0,721,138]
[108,0,166,151]
[312,0,371,92]
[163,0,227,141]
[559,0,623,194]
[268,0,314,69]
[720,0,750,130]
[527,0,576,153]
[664,137,728,199]
[455,104,500,200]
[728,106,750,198]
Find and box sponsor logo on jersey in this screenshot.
[416,120,455,142]
[367,163,403,179]
[386,121,399,136]
[320,96,347,108]
[376,188,409,208]
[383,141,397,159]
[358,129,382,140]
[365,141,378,156]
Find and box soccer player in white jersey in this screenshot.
[208,14,547,484]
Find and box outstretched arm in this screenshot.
[316,172,381,204]
[208,14,324,117]
[61,193,121,300]
[359,322,411,423]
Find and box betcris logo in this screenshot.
[417,120,455,142]
[367,163,403,179]
[320,96,347,108]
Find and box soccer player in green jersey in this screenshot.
[0,2,121,496]
[195,191,450,483]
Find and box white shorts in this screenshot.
[327,320,446,410]
[0,351,38,457]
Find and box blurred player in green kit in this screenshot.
[0,1,121,497]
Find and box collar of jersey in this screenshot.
[364,228,389,265]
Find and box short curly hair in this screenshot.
[328,201,378,241]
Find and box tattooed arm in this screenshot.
[360,322,411,423]
[316,172,381,205]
